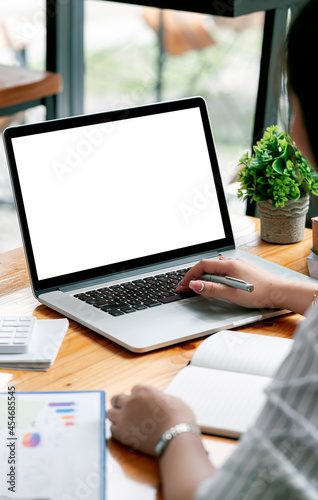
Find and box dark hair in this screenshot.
[286,0,318,165]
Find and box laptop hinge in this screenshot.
[58,248,227,293]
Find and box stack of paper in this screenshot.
[0,372,13,389]
[307,251,318,279]
[308,216,318,279]
[0,319,69,371]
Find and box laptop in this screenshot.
[4,96,316,352]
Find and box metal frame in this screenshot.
[46,0,84,119]
[246,8,289,215]
[0,96,55,119]
[45,0,292,123]
[246,2,306,215]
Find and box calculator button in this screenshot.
[1,327,14,333]
[0,316,36,354]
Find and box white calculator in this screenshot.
[0,316,37,354]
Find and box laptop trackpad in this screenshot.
[177,297,252,323]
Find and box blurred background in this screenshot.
[0,0,265,253]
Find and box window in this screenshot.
[0,0,46,252]
[0,1,266,253]
[84,2,265,211]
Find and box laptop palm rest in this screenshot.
[176,297,261,323]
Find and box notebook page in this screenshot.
[165,365,270,437]
[191,331,293,378]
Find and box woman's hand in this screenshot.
[177,256,287,311]
[107,384,197,456]
[108,385,214,500]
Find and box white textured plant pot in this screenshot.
[257,195,310,244]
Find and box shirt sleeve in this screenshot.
[195,305,318,500]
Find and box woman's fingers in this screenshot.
[176,256,281,310]
[177,257,230,291]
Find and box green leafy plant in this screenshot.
[237,125,318,208]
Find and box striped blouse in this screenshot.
[196,304,318,500]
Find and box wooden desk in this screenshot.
[0,215,312,499]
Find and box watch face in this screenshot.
[154,437,165,457]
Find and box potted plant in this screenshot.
[237,125,318,243]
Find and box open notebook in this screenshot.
[165,330,293,438]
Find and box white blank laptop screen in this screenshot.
[12,107,225,280]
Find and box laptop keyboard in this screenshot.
[74,268,195,317]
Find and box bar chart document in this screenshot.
[0,390,106,499]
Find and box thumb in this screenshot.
[189,280,205,293]
[188,279,235,300]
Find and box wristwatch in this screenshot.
[154,423,201,458]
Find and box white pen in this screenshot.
[199,274,254,292]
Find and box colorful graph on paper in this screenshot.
[0,391,105,499]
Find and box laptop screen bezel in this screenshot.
[4,96,235,296]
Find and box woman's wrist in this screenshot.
[158,427,214,500]
[277,280,316,315]
[154,423,201,458]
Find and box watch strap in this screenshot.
[154,423,201,458]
